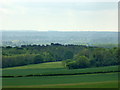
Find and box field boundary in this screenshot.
[1,70,120,78]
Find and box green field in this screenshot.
[2,61,119,76]
[3,62,64,70]
[3,73,118,88]
[2,62,119,88]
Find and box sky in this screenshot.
[0,0,118,32]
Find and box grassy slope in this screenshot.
[3,62,64,70]
[2,61,119,88]
[3,73,118,88]
[3,62,119,76]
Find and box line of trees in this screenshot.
[63,47,119,69]
[2,43,119,68]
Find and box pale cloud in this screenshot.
[0,0,27,15]
[0,8,9,14]
[0,0,13,14]
[0,1,118,31]
[9,0,120,3]
[0,0,119,4]
[0,0,13,5]
[36,9,118,31]
[75,9,118,31]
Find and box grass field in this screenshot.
[2,61,119,88]
[3,62,64,70]
[2,61,119,76]
[3,73,118,88]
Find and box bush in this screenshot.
[65,56,90,69]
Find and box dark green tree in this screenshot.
[34,55,44,64]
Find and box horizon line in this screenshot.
[0,30,118,32]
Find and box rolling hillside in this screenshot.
[2,61,119,88]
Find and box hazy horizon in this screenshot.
[1,30,118,32]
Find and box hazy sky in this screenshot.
[0,0,118,31]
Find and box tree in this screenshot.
[66,61,78,69]
[75,56,90,68]
[92,48,105,67]
[42,52,55,62]
[64,51,73,60]
[62,59,73,68]
[34,55,44,64]
[65,56,90,69]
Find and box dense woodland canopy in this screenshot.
[2,43,119,68]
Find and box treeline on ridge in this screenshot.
[2,43,119,68]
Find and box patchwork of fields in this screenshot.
[2,62,119,88]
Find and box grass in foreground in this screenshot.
[2,62,119,88]
[3,73,118,88]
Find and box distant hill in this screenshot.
[2,31,118,47]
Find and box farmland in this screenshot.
[1,2,119,89]
[3,73,118,88]
[2,43,119,88]
[2,62,119,88]
[2,62,119,76]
